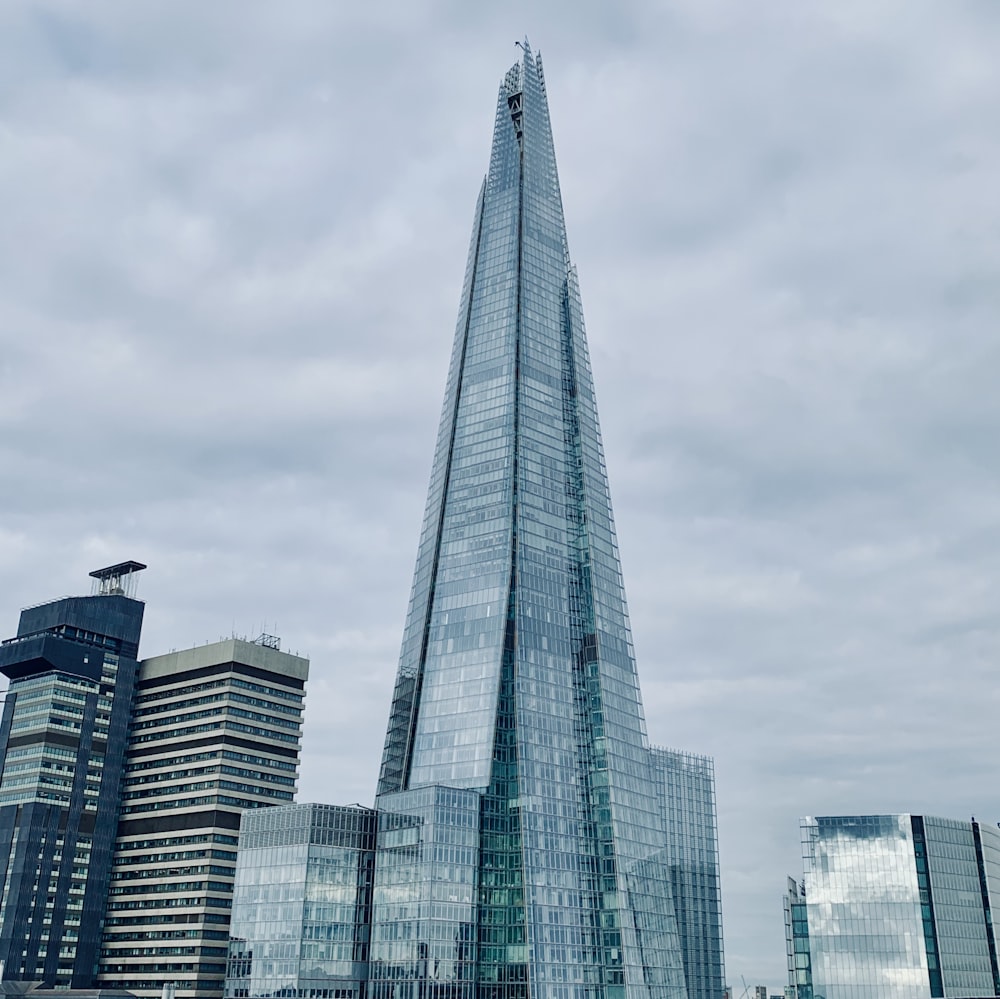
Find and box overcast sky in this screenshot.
[2,1,999,990]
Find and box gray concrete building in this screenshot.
[96,638,308,999]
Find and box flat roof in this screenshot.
[141,637,309,682]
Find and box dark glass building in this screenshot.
[786,814,1000,999]
[368,43,720,999]
[0,562,146,987]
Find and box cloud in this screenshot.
[1,0,999,989]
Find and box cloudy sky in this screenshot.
[2,0,999,989]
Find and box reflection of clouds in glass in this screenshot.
[801,815,929,999]
[808,815,919,903]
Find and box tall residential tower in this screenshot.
[97,638,308,999]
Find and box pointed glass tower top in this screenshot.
[379,42,648,796]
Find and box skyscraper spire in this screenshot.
[378,41,591,799]
[369,48,720,999]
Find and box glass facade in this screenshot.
[369,787,479,999]
[648,750,725,999]
[225,803,375,999]
[920,816,995,997]
[374,44,708,999]
[788,814,1000,999]
[973,822,1000,994]
[784,877,811,999]
[0,568,145,987]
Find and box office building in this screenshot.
[649,749,725,999]
[786,814,1000,999]
[96,638,308,999]
[783,878,807,999]
[225,803,375,999]
[0,562,147,987]
[368,42,713,999]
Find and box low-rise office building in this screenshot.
[224,803,376,999]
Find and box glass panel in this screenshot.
[800,815,931,999]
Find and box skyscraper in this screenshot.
[370,43,716,999]
[0,561,146,987]
[786,814,1000,999]
[220,42,725,999]
[97,638,309,999]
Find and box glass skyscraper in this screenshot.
[220,42,725,999]
[786,814,1000,999]
[369,43,718,999]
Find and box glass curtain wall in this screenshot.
[225,803,375,999]
[369,787,479,999]
[801,815,931,999]
[373,43,689,999]
[797,814,1000,999]
[649,748,725,999]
